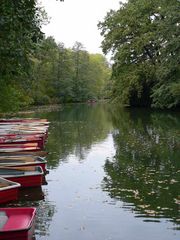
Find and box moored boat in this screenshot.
[0,207,36,240]
[0,125,49,142]
[0,177,21,204]
[0,145,40,153]
[0,156,47,173]
[0,118,49,123]
[0,133,46,142]
[0,151,48,157]
[0,166,43,187]
[0,142,39,148]
[0,137,44,149]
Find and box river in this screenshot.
[4,103,180,240]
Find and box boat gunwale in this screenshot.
[0,159,47,166]
[0,177,21,191]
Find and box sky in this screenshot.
[40,0,121,54]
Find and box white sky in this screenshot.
[40,0,121,54]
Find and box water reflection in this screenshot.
[35,195,56,238]
[18,187,45,201]
[102,106,180,227]
[11,103,180,239]
[45,104,112,168]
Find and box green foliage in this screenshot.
[0,0,44,112]
[0,79,33,112]
[30,38,111,104]
[88,54,111,99]
[99,0,180,108]
[0,1,110,112]
[72,42,90,102]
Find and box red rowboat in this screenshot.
[0,126,48,139]
[0,207,36,240]
[0,166,43,187]
[0,133,46,142]
[0,140,44,150]
[0,177,21,204]
[0,118,48,123]
[0,156,47,173]
[0,142,38,148]
[0,151,48,157]
[0,146,40,153]
[0,137,44,149]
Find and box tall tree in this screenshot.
[54,43,74,102]
[72,42,90,102]
[98,0,180,108]
[88,54,111,99]
[30,36,58,105]
[0,0,45,111]
[24,38,111,105]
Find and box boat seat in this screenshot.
[2,214,31,231]
[0,170,25,175]
[0,211,8,229]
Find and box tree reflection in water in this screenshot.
[44,103,112,168]
[35,192,56,238]
[102,106,180,228]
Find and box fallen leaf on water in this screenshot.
[79,226,85,231]
[138,204,150,209]
[170,179,178,184]
[174,198,180,204]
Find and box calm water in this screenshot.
[4,103,180,240]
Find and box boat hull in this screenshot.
[0,147,40,153]
[0,166,43,188]
[0,188,19,204]
[6,174,43,188]
[0,139,44,150]
[0,178,21,204]
[0,228,35,240]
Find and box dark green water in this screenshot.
[4,103,180,240]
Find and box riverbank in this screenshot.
[0,104,62,117]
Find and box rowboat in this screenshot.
[0,207,36,240]
[0,133,46,141]
[0,140,44,150]
[0,145,40,153]
[0,132,48,143]
[0,142,38,148]
[0,147,40,153]
[0,123,49,130]
[0,136,44,149]
[0,177,21,204]
[0,166,43,187]
[0,156,47,173]
[0,151,48,157]
[0,121,49,126]
[0,125,49,138]
[0,118,49,123]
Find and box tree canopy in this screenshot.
[0,1,110,112]
[30,37,111,105]
[0,0,45,111]
[98,0,180,108]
